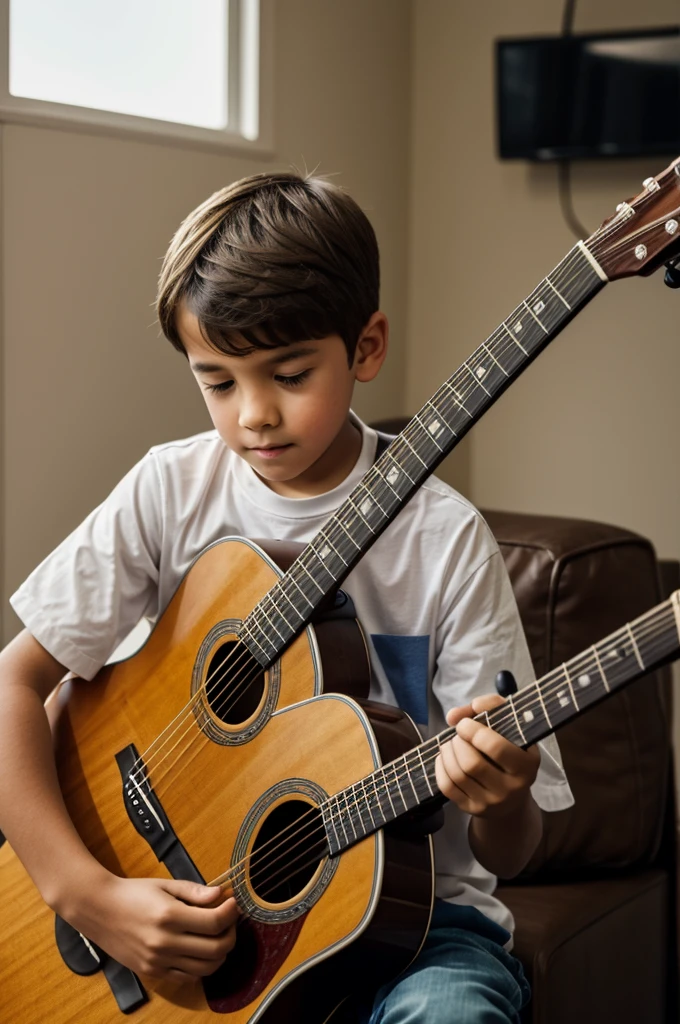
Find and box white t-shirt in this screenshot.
[11,415,573,935]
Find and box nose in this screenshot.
[238,387,281,431]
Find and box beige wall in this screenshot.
[0,0,412,644]
[408,0,680,776]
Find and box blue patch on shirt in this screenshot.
[371,634,430,725]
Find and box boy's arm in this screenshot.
[435,693,543,879]
[0,630,240,980]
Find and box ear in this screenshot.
[352,311,389,383]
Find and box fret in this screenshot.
[316,527,349,567]
[527,280,571,333]
[294,560,326,595]
[370,773,387,827]
[240,619,277,664]
[372,462,400,500]
[522,299,549,334]
[545,274,571,310]
[356,478,391,519]
[416,748,436,798]
[346,497,376,536]
[382,768,398,817]
[466,349,508,398]
[626,623,645,671]
[591,645,610,692]
[442,378,472,416]
[356,479,395,526]
[463,360,492,397]
[448,370,489,417]
[359,779,377,830]
[257,602,288,643]
[333,515,364,551]
[386,762,409,814]
[422,399,457,447]
[551,244,605,308]
[506,698,527,745]
[331,793,350,848]
[540,667,578,729]
[512,683,552,742]
[504,305,546,356]
[323,798,342,856]
[481,341,509,376]
[400,433,429,469]
[380,449,416,489]
[562,662,579,710]
[257,587,296,639]
[501,320,528,356]
[410,412,445,455]
[300,542,341,589]
[485,326,527,376]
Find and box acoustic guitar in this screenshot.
[1,159,679,1021]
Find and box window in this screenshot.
[0,0,271,150]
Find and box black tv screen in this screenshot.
[496,27,680,160]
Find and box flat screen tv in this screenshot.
[496,27,680,160]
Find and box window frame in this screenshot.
[0,0,273,154]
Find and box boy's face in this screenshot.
[177,305,387,498]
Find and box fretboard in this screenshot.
[241,242,607,668]
[323,592,680,856]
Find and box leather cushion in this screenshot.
[483,510,671,875]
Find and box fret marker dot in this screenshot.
[513,321,523,334]
[319,544,331,560]
[428,418,441,435]
[557,689,569,708]
[533,300,545,314]
[475,365,487,379]
[360,498,372,517]
[386,467,400,485]
[522,710,534,723]
[577,674,591,687]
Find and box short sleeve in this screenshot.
[431,516,574,813]
[10,452,163,680]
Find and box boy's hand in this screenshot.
[67,875,241,982]
[434,693,540,819]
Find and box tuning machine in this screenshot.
[663,256,680,289]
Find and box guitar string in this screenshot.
[222,609,679,903]
[122,190,676,888]
[214,605,678,903]
[127,240,612,790]
[128,200,672,791]
[200,602,676,896]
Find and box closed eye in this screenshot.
[205,379,234,394]
[275,370,310,387]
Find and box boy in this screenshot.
[0,172,572,1021]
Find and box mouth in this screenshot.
[248,443,293,459]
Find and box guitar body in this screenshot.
[0,687,433,1022]
[0,535,374,1023]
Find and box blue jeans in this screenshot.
[356,900,530,1024]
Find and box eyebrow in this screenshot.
[191,346,319,374]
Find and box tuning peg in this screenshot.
[663,257,680,289]
[495,670,518,697]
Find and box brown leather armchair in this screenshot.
[485,509,678,1024]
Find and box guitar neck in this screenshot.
[241,240,607,667]
[323,592,680,856]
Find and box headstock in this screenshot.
[587,156,680,281]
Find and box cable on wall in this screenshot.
[558,0,590,240]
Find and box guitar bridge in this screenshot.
[115,744,204,883]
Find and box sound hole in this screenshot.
[250,800,325,904]
[205,641,265,725]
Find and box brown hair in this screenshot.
[156,171,380,363]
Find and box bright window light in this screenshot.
[9,0,229,130]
